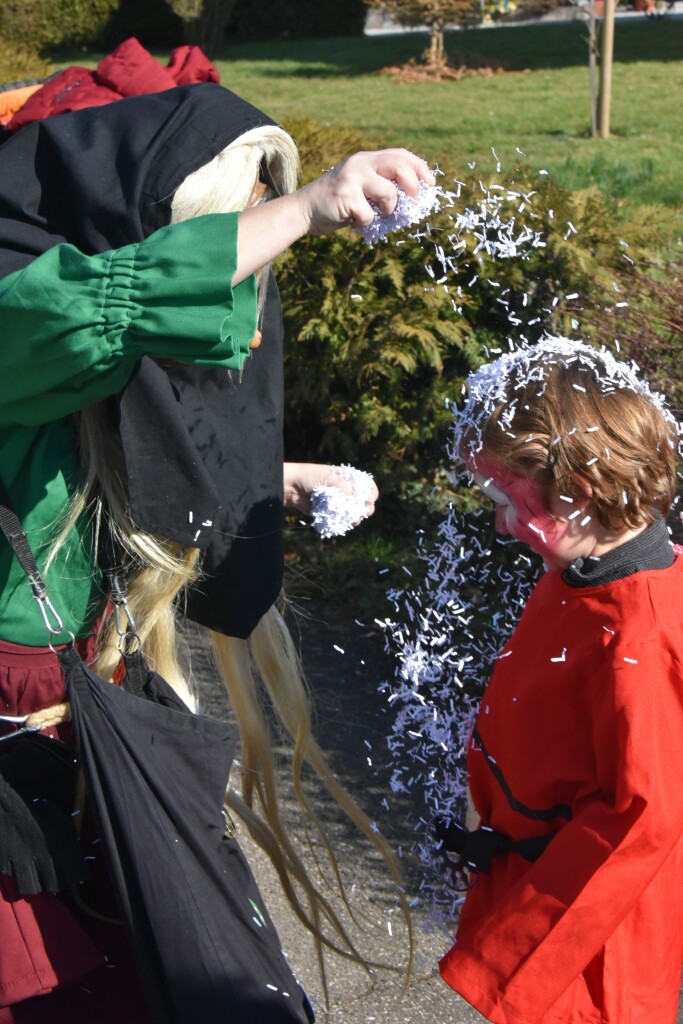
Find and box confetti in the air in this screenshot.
[364,153,683,921]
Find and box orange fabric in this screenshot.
[0,85,41,126]
[440,558,683,1023]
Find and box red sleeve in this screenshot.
[440,640,683,1024]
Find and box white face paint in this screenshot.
[472,471,521,536]
[473,474,511,509]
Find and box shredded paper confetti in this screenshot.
[310,465,376,538]
[362,155,683,922]
[357,180,443,245]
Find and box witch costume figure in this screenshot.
[0,81,432,1022]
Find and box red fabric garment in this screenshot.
[7,38,219,132]
[440,557,683,1024]
[0,875,102,1008]
[0,640,151,1018]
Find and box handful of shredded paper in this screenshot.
[357,181,443,245]
[310,465,376,538]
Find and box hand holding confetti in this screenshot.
[356,179,443,245]
[298,149,435,236]
[310,465,377,538]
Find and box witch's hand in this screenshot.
[234,149,433,284]
[284,462,378,520]
[298,149,435,236]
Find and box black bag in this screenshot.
[60,646,313,1024]
[0,731,85,895]
[0,480,314,1024]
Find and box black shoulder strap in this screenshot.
[0,475,50,604]
[473,725,572,823]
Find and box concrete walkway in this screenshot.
[365,2,683,33]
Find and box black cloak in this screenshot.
[0,83,286,638]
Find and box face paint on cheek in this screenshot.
[503,477,564,551]
[473,465,570,563]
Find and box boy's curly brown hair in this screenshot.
[471,355,678,531]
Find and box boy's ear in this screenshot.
[552,472,593,517]
[569,472,594,503]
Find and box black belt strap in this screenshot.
[434,817,554,875]
[431,724,572,884]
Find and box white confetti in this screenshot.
[310,465,376,538]
[357,181,443,245]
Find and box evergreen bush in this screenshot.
[278,119,664,519]
[0,0,119,50]
[0,39,52,84]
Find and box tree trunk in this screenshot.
[428,25,445,67]
[179,0,238,56]
[587,0,599,137]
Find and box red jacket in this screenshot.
[7,37,219,132]
[440,558,683,1024]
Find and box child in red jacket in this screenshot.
[439,338,683,1024]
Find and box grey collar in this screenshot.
[562,516,674,588]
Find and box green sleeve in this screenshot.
[0,212,257,427]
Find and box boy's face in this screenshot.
[471,459,593,571]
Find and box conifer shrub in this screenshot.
[279,118,663,519]
[0,0,119,50]
[589,265,683,421]
[0,39,52,84]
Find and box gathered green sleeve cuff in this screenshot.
[0,213,257,427]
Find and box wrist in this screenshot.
[234,194,311,285]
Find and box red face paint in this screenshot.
[472,459,588,571]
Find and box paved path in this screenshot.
[365,1,683,33]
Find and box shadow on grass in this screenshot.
[220,20,683,77]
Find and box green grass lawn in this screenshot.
[49,19,682,232]
[211,20,683,220]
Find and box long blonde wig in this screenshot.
[58,122,412,991]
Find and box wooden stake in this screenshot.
[597,0,616,138]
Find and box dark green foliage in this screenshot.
[279,120,664,521]
[589,265,683,421]
[0,39,52,83]
[279,214,479,509]
[227,0,366,41]
[0,0,119,49]
[101,0,183,50]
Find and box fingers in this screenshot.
[325,468,355,498]
[283,462,378,523]
[368,149,435,196]
[302,148,434,235]
[342,149,434,226]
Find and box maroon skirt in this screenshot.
[0,640,152,1021]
